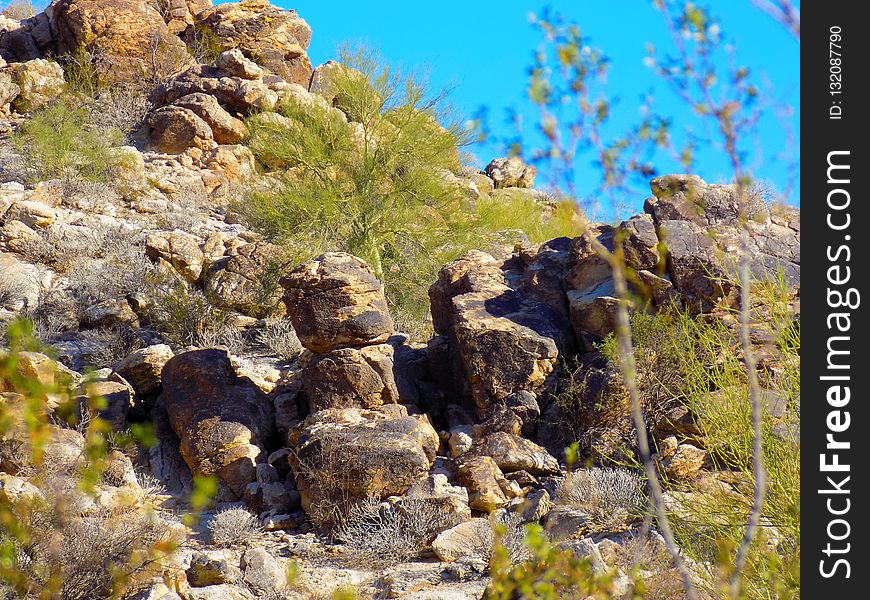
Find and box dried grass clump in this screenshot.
[556,467,645,531]
[207,508,262,547]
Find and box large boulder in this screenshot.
[113,343,174,396]
[51,0,192,84]
[145,229,205,283]
[301,343,400,412]
[161,349,275,498]
[455,454,516,513]
[0,252,39,311]
[645,174,800,310]
[155,0,213,35]
[472,431,560,476]
[280,252,394,354]
[8,58,64,112]
[429,251,566,420]
[172,92,249,145]
[193,0,313,85]
[203,241,281,317]
[288,405,438,516]
[146,105,215,154]
[484,156,536,189]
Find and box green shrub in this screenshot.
[239,48,580,336]
[488,524,614,599]
[12,98,132,184]
[594,273,800,598]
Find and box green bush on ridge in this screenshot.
[238,47,581,337]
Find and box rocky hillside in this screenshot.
[0,2,800,599]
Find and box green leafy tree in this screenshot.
[240,48,580,334]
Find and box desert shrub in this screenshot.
[87,83,152,140]
[185,23,225,64]
[590,275,800,598]
[333,496,458,568]
[12,97,132,184]
[0,322,185,598]
[254,319,303,360]
[145,274,245,352]
[488,524,614,599]
[207,508,262,547]
[3,502,177,599]
[0,272,29,311]
[73,326,139,370]
[556,467,645,531]
[240,48,580,336]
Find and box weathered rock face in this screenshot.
[150,64,278,117]
[114,344,174,397]
[645,174,800,311]
[429,250,568,422]
[161,349,275,498]
[301,343,399,412]
[288,405,438,514]
[280,253,394,354]
[171,92,249,145]
[51,0,193,84]
[153,0,213,35]
[146,229,206,283]
[146,105,215,154]
[472,431,560,476]
[455,454,516,513]
[203,241,281,317]
[8,58,64,112]
[484,156,536,189]
[193,0,313,85]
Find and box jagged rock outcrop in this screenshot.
[192,0,313,85]
[161,349,275,498]
[484,156,537,189]
[52,0,193,84]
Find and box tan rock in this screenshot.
[146,105,216,154]
[6,199,55,229]
[162,349,275,499]
[52,0,193,85]
[280,252,394,354]
[9,59,64,112]
[473,431,560,476]
[484,156,536,189]
[172,92,248,144]
[215,48,264,80]
[301,343,399,412]
[431,518,494,563]
[113,344,174,396]
[455,455,510,513]
[663,443,707,480]
[146,230,205,283]
[194,0,313,85]
[289,405,438,515]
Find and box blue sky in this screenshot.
[262,1,800,214]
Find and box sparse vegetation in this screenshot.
[488,524,614,599]
[333,496,460,568]
[0,322,186,598]
[556,467,645,531]
[254,319,303,361]
[12,97,133,184]
[208,507,262,547]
